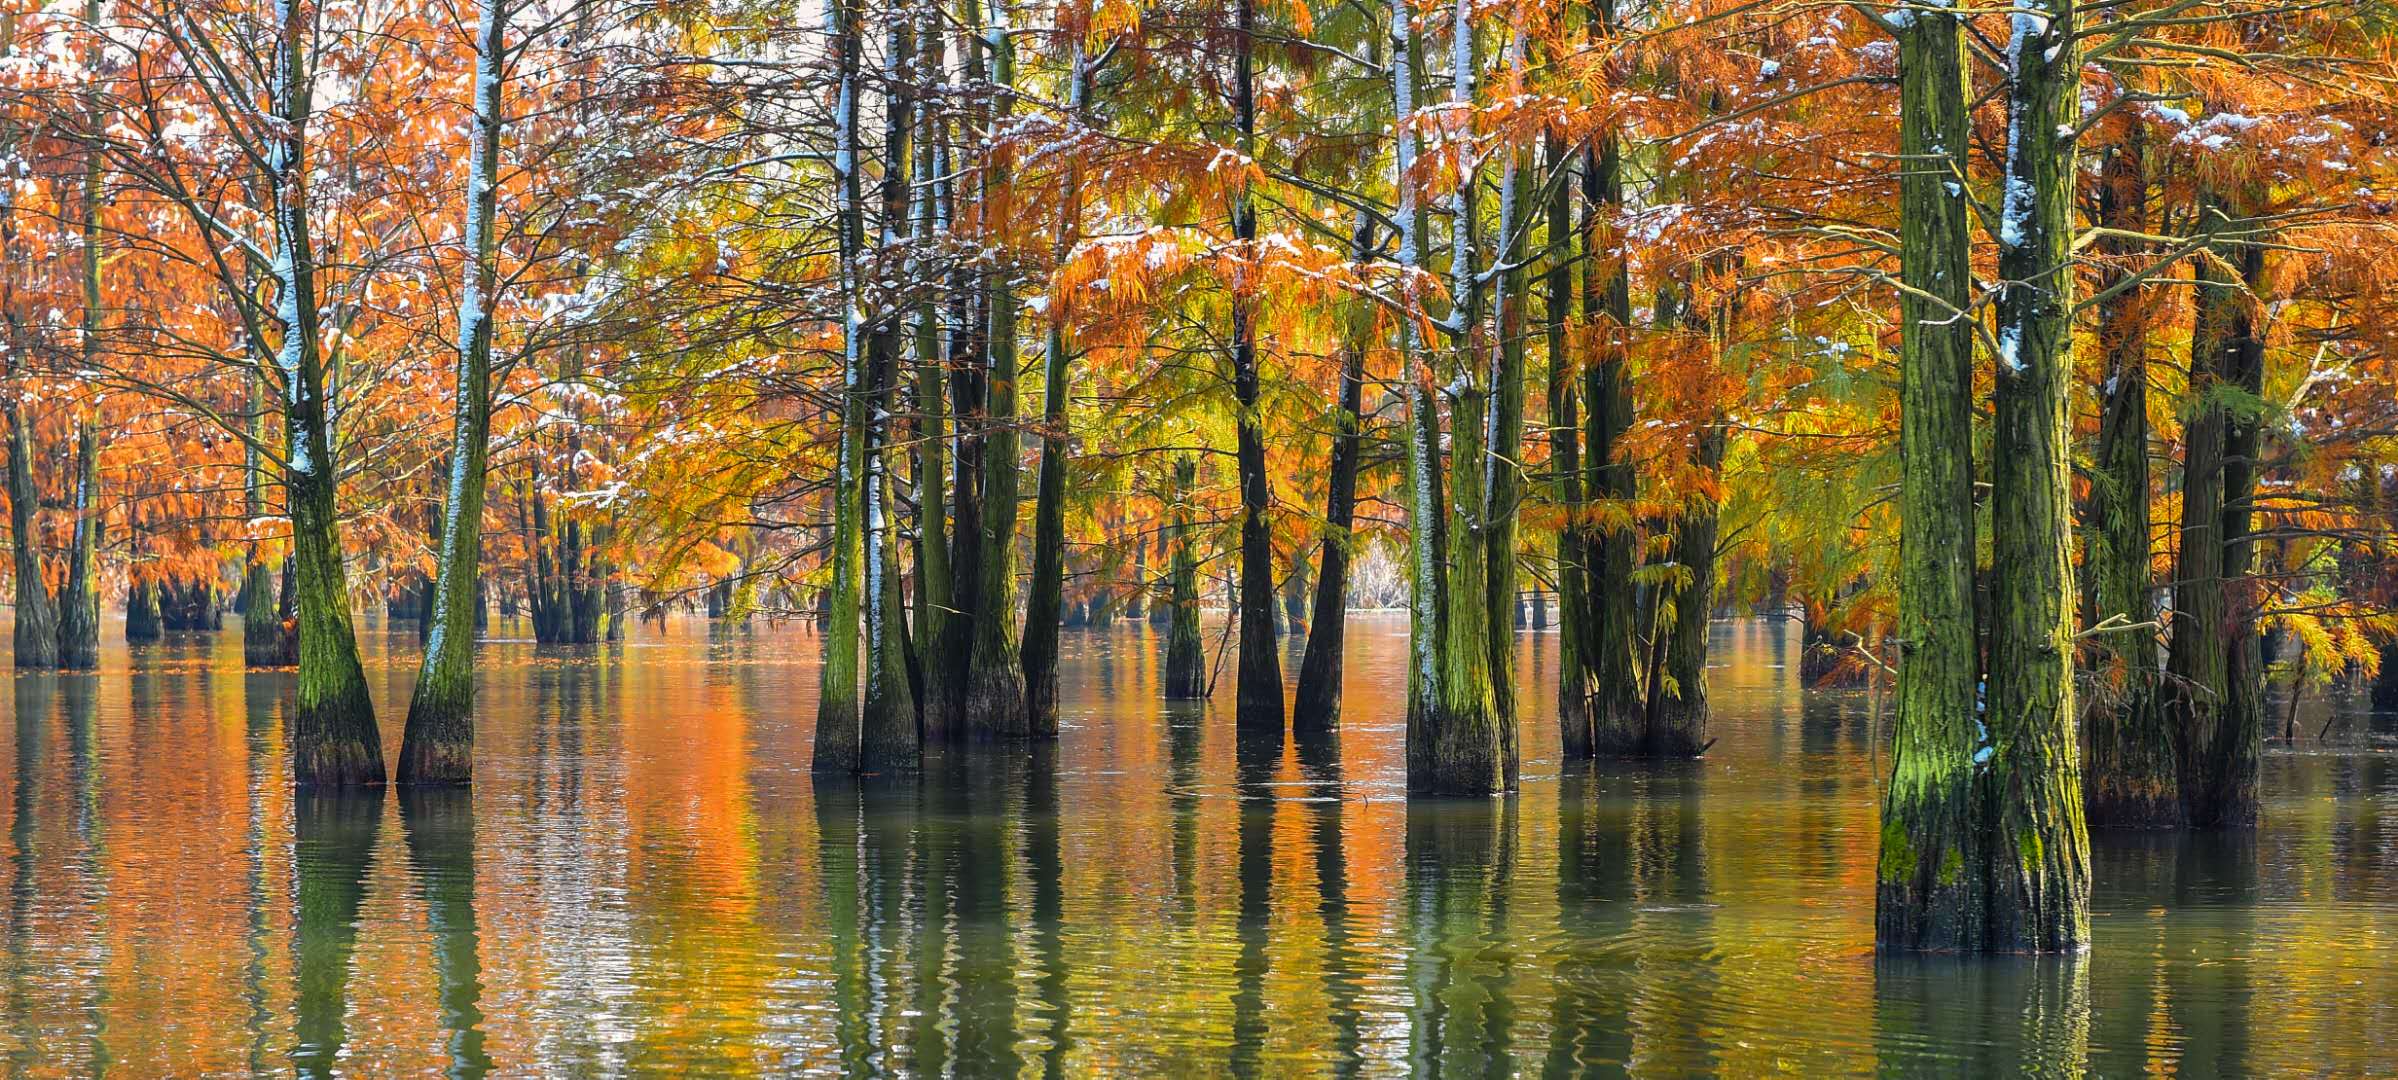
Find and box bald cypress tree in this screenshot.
[1874,3,1981,952]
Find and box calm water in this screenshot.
[0,612,2391,1076]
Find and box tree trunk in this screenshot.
[1292,215,1373,733]
[862,337,919,769]
[858,16,921,771]
[1649,425,1722,756]
[2081,127,2178,828]
[1980,1,2090,951]
[908,16,951,730]
[401,0,507,786]
[960,0,1029,740]
[56,63,102,673]
[54,423,98,671]
[1398,0,1510,796]
[8,404,56,670]
[1228,0,1286,734]
[1162,456,1206,699]
[1544,130,1590,760]
[2171,191,2267,830]
[1022,314,1071,729]
[1582,105,1642,756]
[814,0,871,774]
[1483,49,1532,779]
[1023,44,1095,739]
[125,575,161,643]
[1875,9,1981,952]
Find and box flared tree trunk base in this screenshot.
[57,607,99,672]
[292,686,387,788]
[859,694,920,774]
[398,683,475,787]
[962,663,1029,740]
[1407,698,1512,796]
[1875,783,1980,953]
[1644,704,1708,758]
[1589,701,1647,758]
[814,688,862,775]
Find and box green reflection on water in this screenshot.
[0,614,2383,1075]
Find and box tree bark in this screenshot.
[401,0,507,786]
[1162,455,1205,698]
[908,1,951,725]
[1293,212,1375,733]
[1482,36,1532,781]
[859,15,921,771]
[55,423,98,671]
[1228,0,1286,734]
[125,575,161,643]
[2081,127,2178,828]
[2171,191,2267,830]
[1398,0,1510,796]
[1649,424,1722,756]
[1544,131,1590,760]
[56,49,102,673]
[273,0,382,786]
[1875,9,1980,952]
[961,0,1029,739]
[1980,0,2091,951]
[814,0,869,773]
[1581,60,1642,755]
[7,405,54,670]
[1023,43,1094,738]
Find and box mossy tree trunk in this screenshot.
[814,0,869,774]
[1581,69,1643,756]
[862,338,919,770]
[2081,126,2179,828]
[1875,8,1981,952]
[1395,0,1510,797]
[1980,0,2090,951]
[272,0,383,787]
[2171,191,2268,830]
[1022,316,1071,731]
[962,0,1029,740]
[400,0,506,786]
[858,17,921,771]
[1293,212,1375,733]
[1482,71,1533,778]
[907,2,950,722]
[243,365,293,665]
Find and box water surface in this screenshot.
[1,613,2392,1075]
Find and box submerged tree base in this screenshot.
[292,690,388,788]
[1407,699,1513,796]
[397,687,475,787]
[2083,774,2182,831]
[963,665,1030,740]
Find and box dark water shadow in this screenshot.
[1406,795,1519,1078]
[399,787,491,1078]
[291,788,384,1078]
